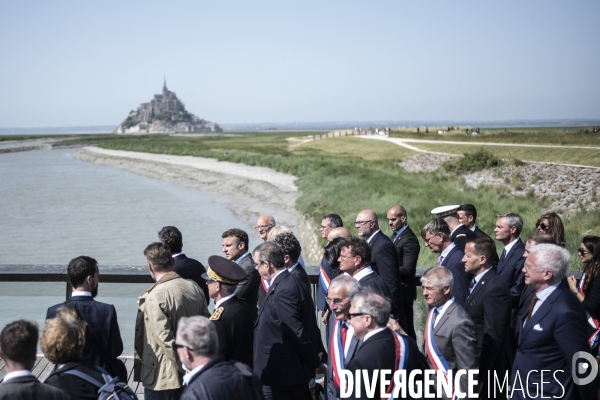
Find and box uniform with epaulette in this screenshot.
[202,255,255,367]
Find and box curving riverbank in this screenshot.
[73,146,323,264]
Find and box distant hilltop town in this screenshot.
[114,80,222,134]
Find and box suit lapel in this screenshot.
[434,301,456,335]
[441,246,457,267]
[466,268,496,307]
[518,285,559,345]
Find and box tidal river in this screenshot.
[0,148,261,354]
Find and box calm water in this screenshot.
[0,148,261,354]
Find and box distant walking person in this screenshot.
[159,226,209,305]
[46,256,124,378]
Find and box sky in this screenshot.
[1,1,599,127]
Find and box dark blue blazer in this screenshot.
[253,270,324,387]
[369,230,404,321]
[46,296,123,369]
[512,281,597,400]
[174,253,209,305]
[0,375,69,400]
[450,224,476,251]
[345,329,428,400]
[357,271,392,300]
[181,355,263,400]
[440,245,470,306]
[317,252,334,312]
[497,239,526,310]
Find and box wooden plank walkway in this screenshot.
[0,356,145,399]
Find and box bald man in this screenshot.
[327,227,351,242]
[387,204,420,340]
[355,209,404,326]
[255,215,276,242]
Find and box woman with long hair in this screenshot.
[567,235,600,351]
[535,212,566,247]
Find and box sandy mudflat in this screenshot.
[73,146,301,231]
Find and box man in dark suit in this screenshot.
[159,225,209,305]
[462,237,512,399]
[355,209,403,322]
[317,214,344,326]
[176,316,263,400]
[421,267,478,398]
[325,275,361,400]
[0,320,69,400]
[516,233,557,338]
[253,242,325,400]
[345,292,428,400]
[512,244,598,399]
[203,255,254,367]
[222,228,259,319]
[46,256,123,371]
[458,204,499,267]
[338,237,391,300]
[387,204,420,340]
[273,231,311,291]
[421,218,471,306]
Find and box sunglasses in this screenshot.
[537,223,549,230]
[578,248,590,256]
[346,313,366,320]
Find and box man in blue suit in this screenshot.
[253,242,326,400]
[421,218,471,306]
[46,256,123,372]
[511,244,597,400]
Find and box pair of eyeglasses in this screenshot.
[326,297,348,305]
[255,224,273,231]
[319,225,330,230]
[424,234,438,245]
[339,254,356,261]
[354,220,372,227]
[346,313,366,320]
[578,248,590,256]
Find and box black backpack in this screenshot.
[63,367,138,400]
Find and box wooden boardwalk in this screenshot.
[0,356,146,399]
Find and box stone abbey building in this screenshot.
[114,80,221,134]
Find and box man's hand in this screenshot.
[322,309,331,324]
[387,317,406,335]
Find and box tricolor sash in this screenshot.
[385,331,409,400]
[424,308,457,400]
[579,273,600,351]
[329,320,348,391]
[320,264,331,293]
[261,278,269,292]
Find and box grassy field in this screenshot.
[58,131,600,269]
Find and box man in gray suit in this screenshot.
[421,266,478,398]
[0,320,69,400]
[222,228,259,320]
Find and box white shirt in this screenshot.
[3,370,33,382]
[183,363,207,385]
[288,262,300,273]
[532,282,561,316]
[172,252,183,258]
[470,224,477,232]
[363,327,387,342]
[440,242,456,260]
[353,266,375,281]
[434,298,455,328]
[215,293,236,308]
[366,230,381,244]
[503,238,520,255]
[341,321,355,357]
[72,290,92,297]
[235,252,250,264]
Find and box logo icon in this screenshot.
[572,351,598,385]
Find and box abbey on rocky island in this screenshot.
[114,80,222,134]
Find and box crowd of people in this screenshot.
[1,205,600,400]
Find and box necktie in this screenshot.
[341,322,348,348]
[391,231,399,242]
[438,255,444,266]
[469,277,477,291]
[525,295,539,323]
[432,308,439,327]
[501,248,507,260]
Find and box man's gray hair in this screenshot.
[420,266,454,290]
[253,242,285,270]
[350,291,390,327]
[497,212,524,237]
[529,243,569,282]
[329,275,360,298]
[421,218,450,239]
[177,316,218,357]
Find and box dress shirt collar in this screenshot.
[270,269,286,285]
[530,282,561,319]
[366,230,381,244]
[470,224,477,232]
[72,290,92,297]
[215,293,235,308]
[234,252,250,264]
[362,327,387,342]
[440,242,456,259]
[3,370,33,382]
[434,297,455,327]
[393,224,409,238]
[503,237,520,254]
[171,252,183,258]
[353,266,374,281]
[183,363,206,385]
[470,267,492,291]
[288,262,300,273]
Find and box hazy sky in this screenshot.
[1,1,598,127]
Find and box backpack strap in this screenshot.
[63,369,105,388]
